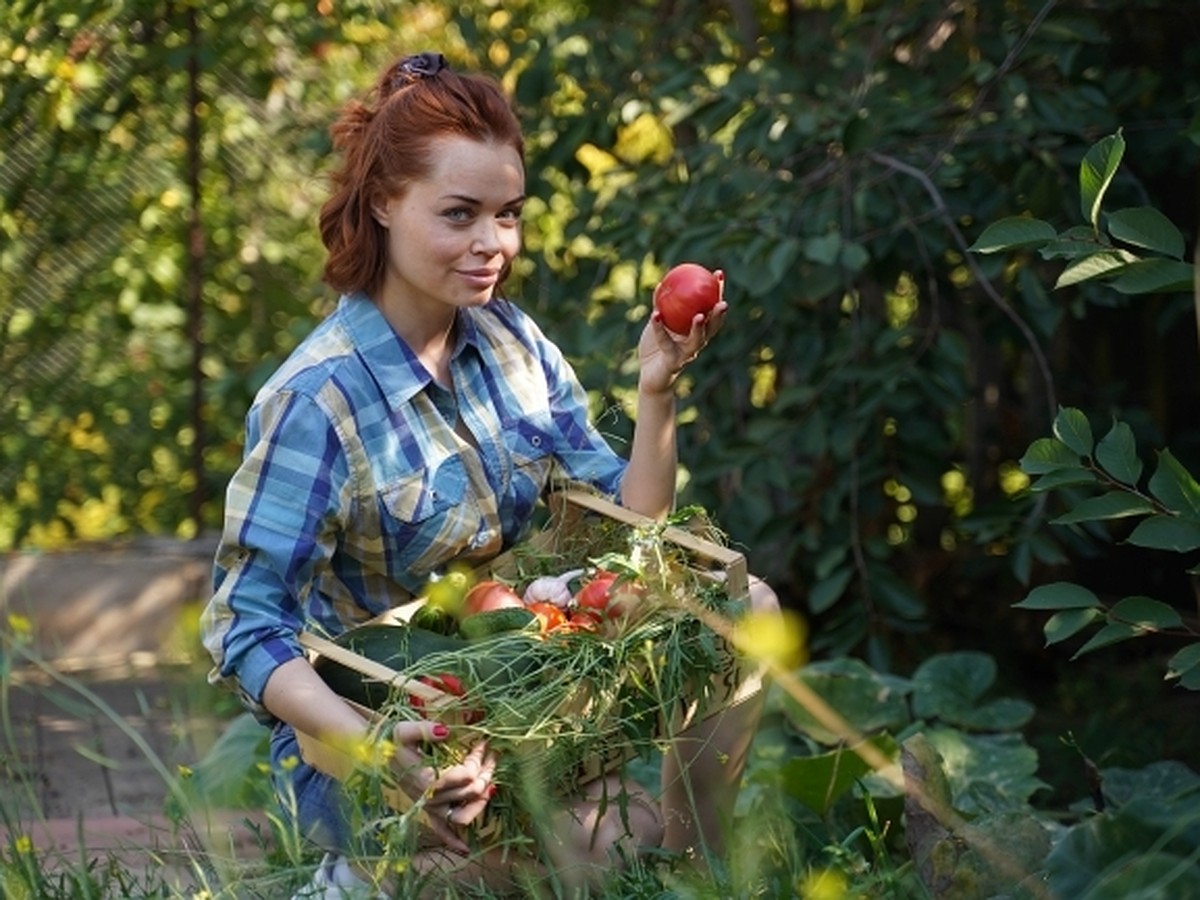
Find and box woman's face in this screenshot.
[372,135,525,318]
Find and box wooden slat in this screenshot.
[298,631,448,703]
[555,490,750,600]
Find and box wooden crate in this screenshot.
[294,489,764,834]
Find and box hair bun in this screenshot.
[391,51,449,91]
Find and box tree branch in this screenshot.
[867,151,1058,426]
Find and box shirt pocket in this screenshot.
[505,419,556,521]
[381,460,466,521]
[509,419,556,470]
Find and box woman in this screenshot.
[201,51,776,897]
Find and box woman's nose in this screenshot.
[471,220,501,255]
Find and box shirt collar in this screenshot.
[337,293,484,411]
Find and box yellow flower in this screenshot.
[13,833,33,855]
[7,613,32,639]
[800,867,851,900]
[734,608,808,670]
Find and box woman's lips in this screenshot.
[459,269,500,291]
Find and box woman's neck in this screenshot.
[374,292,457,386]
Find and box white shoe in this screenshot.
[292,854,387,899]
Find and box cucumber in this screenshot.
[458,607,538,641]
[313,623,468,709]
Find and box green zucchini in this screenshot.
[313,623,468,709]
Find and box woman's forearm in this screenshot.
[619,387,677,520]
[262,656,371,740]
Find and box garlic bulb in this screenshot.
[522,568,585,608]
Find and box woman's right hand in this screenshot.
[390,720,497,853]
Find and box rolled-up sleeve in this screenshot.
[200,389,349,716]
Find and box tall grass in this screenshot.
[0,611,904,899]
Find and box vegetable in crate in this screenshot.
[312,623,468,709]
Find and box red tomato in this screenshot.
[526,601,567,633]
[653,263,723,335]
[462,580,525,617]
[574,571,619,616]
[410,673,484,725]
[561,609,603,633]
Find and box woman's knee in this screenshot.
[748,575,781,615]
[555,776,663,868]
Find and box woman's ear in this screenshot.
[370,195,391,228]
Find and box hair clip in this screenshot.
[394,51,449,87]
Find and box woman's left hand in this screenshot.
[637,283,727,395]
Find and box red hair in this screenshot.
[318,57,525,298]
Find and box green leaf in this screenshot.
[1015,582,1101,610]
[1106,207,1186,259]
[170,713,272,813]
[803,233,841,266]
[1071,622,1139,659]
[1100,760,1200,806]
[766,237,802,286]
[1095,421,1142,485]
[1125,515,1200,552]
[912,651,994,708]
[1107,596,1184,632]
[780,736,897,815]
[870,567,926,620]
[1148,449,1200,517]
[840,241,870,273]
[1108,258,1196,294]
[1054,250,1136,288]
[780,658,911,746]
[1050,492,1155,525]
[924,728,1049,814]
[912,653,1037,730]
[1029,468,1098,491]
[1079,130,1125,229]
[808,566,853,614]
[1053,407,1094,456]
[1044,607,1102,645]
[1020,437,1083,474]
[1166,643,1200,680]
[1038,225,1107,260]
[1045,792,1200,898]
[968,217,1056,253]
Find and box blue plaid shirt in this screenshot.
[201,293,627,716]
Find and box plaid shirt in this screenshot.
[201,293,627,717]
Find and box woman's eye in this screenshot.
[499,206,523,223]
[444,207,473,222]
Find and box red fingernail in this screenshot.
[432,723,449,738]
[486,784,497,798]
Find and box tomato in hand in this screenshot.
[653,263,723,335]
[462,579,525,617]
[526,601,567,633]
[409,673,484,725]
